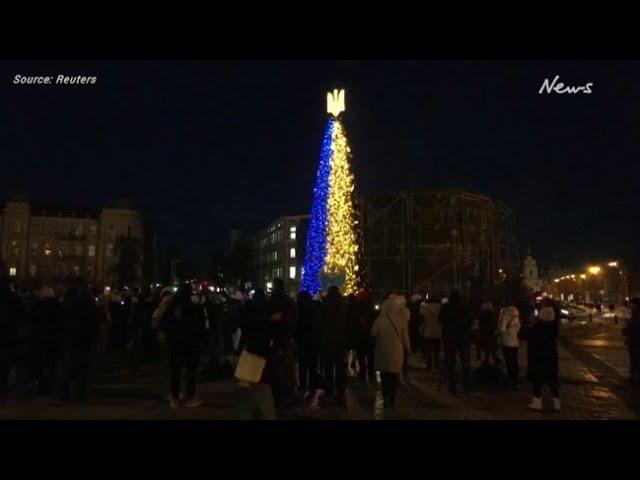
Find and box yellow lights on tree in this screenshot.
[323,119,359,294]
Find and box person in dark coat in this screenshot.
[345,293,359,371]
[319,286,348,404]
[108,291,128,351]
[623,297,640,385]
[236,288,277,419]
[267,278,297,407]
[355,289,376,383]
[128,286,156,370]
[439,290,474,394]
[162,283,207,408]
[0,265,24,406]
[60,278,100,402]
[31,285,62,394]
[408,295,424,355]
[519,297,561,411]
[295,290,320,394]
[477,301,501,366]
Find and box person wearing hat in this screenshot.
[519,297,561,411]
[371,294,412,407]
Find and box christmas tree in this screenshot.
[300,89,364,295]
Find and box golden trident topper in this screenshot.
[327,88,345,117]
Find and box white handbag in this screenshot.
[234,349,267,384]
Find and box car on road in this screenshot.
[559,304,591,321]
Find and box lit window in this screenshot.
[290,226,296,240]
[289,266,296,279]
[10,241,19,255]
[44,244,52,256]
[29,265,37,276]
[290,248,296,259]
[88,245,96,257]
[274,251,278,261]
[9,267,17,277]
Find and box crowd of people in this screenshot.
[0,271,168,404]
[2,260,640,419]
[422,293,564,411]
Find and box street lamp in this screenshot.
[607,260,629,303]
[588,265,601,275]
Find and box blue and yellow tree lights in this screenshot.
[300,89,361,295]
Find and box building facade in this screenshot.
[0,196,144,287]
[360,190,519,299]
[253,215,309,294]
[522,253,544,292]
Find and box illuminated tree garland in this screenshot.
[300,90,361,295]
[300,120,334,295]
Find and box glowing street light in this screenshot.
[608,261,618,267]
[588,266,601,275]
[580,274,586,280]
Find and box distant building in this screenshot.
[522,252,543,292]
[253,215,309,294]
[360,189,519,299]
[0,195,144,287]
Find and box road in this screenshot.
[1,316,637,420]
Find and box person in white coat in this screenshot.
[497,306,521,390]
[371,295,412,407]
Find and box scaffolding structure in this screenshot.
[361,190,519,300]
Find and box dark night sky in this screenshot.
[1,60,639,271]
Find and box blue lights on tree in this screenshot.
[300,118,335,295]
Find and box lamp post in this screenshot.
[607,261,629,304]
[579,273,587,303]
[587,265,603,304]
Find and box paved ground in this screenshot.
[1,316,638,420]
